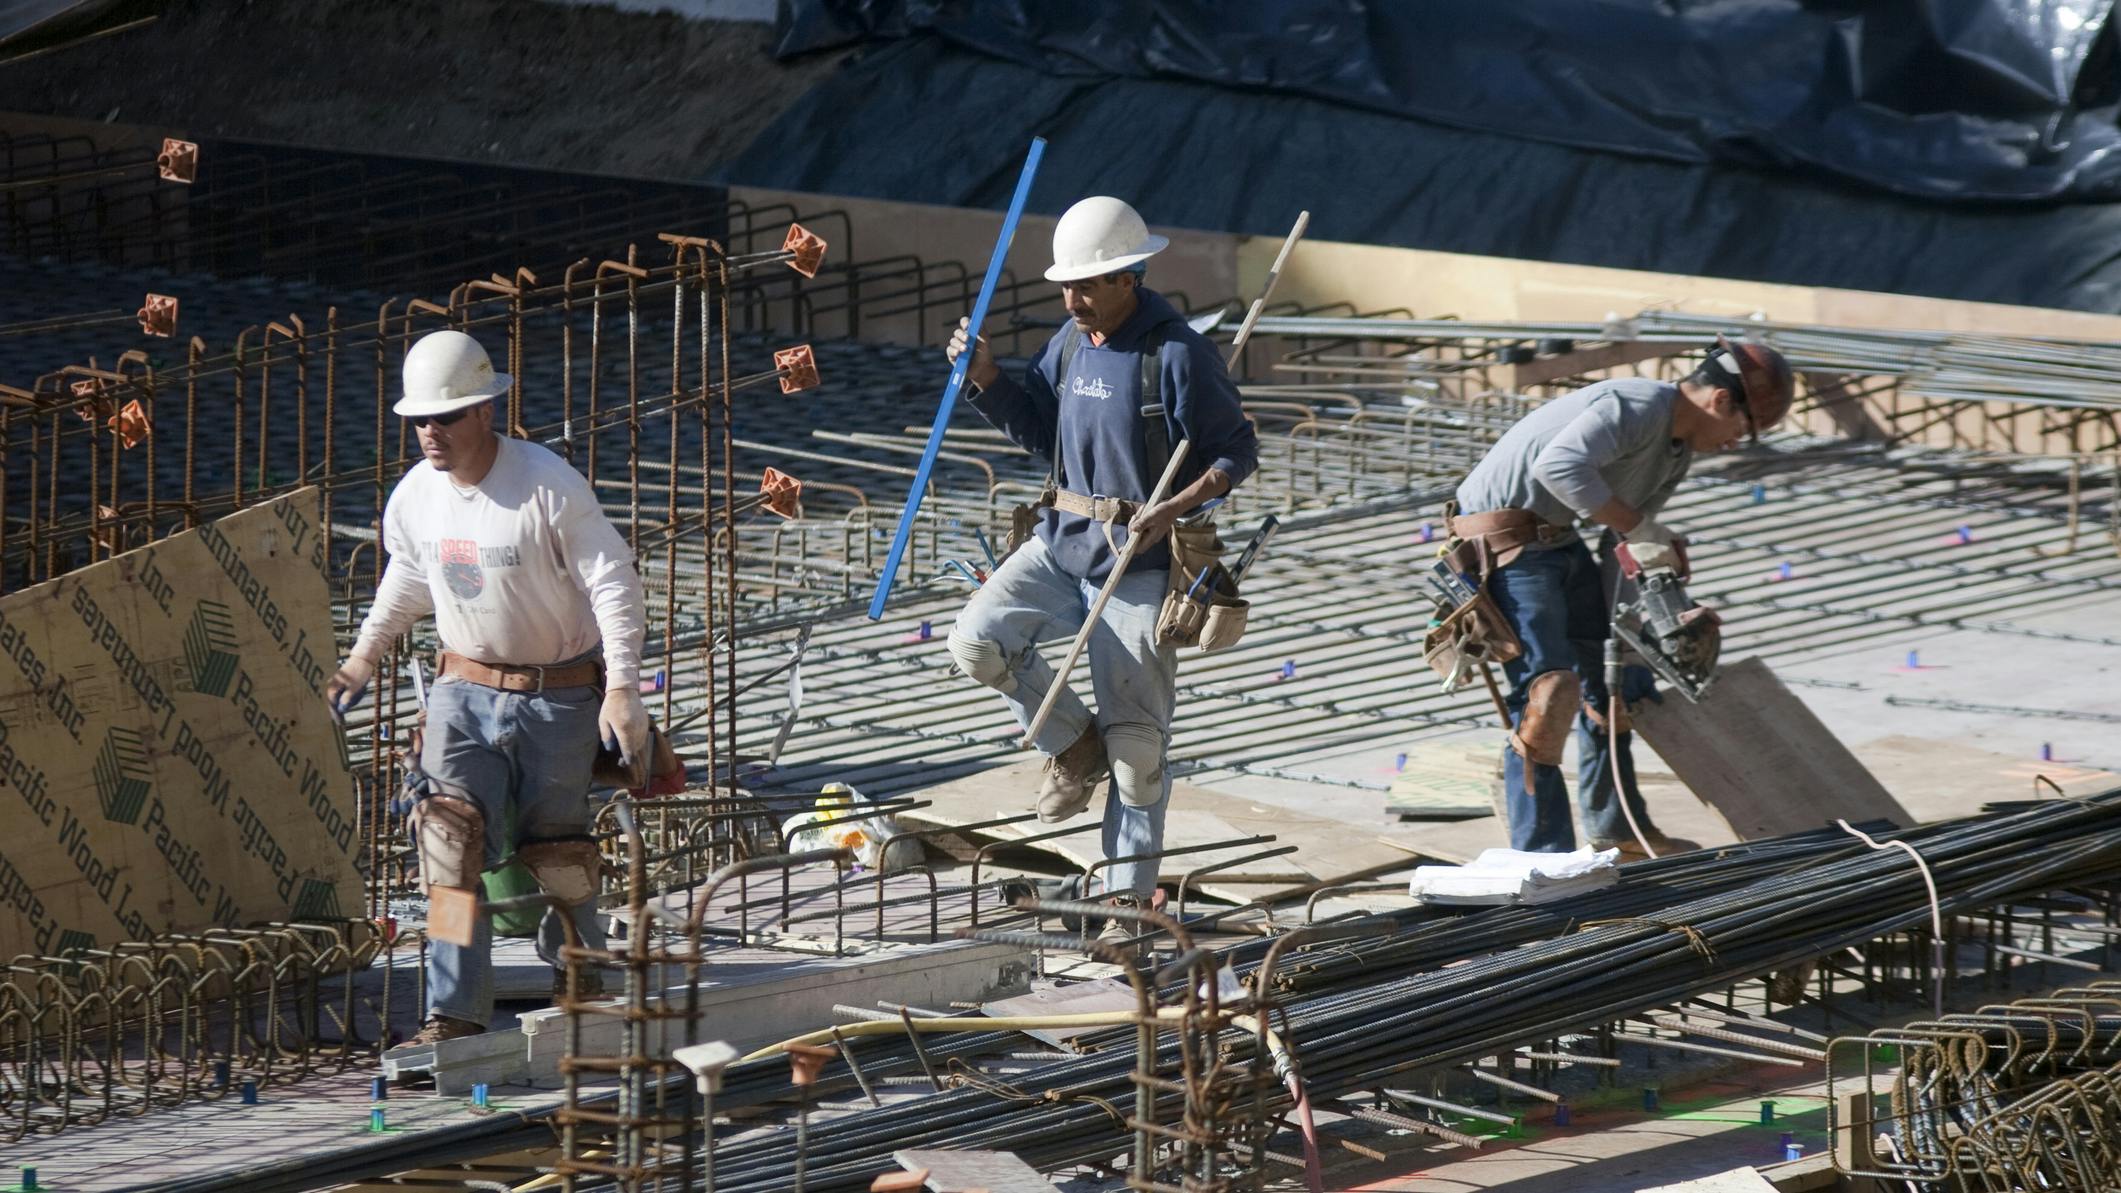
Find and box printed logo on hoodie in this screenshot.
[1070,375,1114,401]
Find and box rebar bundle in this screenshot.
[688,793,2121,1192]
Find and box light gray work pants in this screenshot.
[949,536,1178,897]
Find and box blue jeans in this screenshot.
[951,537,1177,898]
[420,675,606,1027]
[1488,539,1658,853]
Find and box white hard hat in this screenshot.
[394,329,512,418]
[1044,196,1168,283]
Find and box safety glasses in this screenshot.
[408,407,471,429]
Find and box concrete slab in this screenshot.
[1313,1073,1838,1192]
[1643,1169,1780,1191]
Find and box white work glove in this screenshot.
[325,651,378,718]
[599,687,653,785]
[945,316,1000,391]
[1624,517,1683,574]
[1626,516,1675,547]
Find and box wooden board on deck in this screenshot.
[982,977,1138,1046]
[1633,657,1913,840]
[1855,734,2121,822]
[1383,738,1499,820]
[894,1149,1051,1193]
[0,489,362,957]
[900,759,1453,900]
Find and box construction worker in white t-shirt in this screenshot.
[326,330,651,1046]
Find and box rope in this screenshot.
[1580,918,1719,965]
[1835,820,1943,944]
[945,1057,1129,1128]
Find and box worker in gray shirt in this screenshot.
[1447,337,1794,854]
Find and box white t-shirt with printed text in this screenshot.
[353,435,645,688]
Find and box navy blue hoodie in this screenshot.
[968,288,1259,581]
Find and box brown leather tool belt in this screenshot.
[438,650,602,693]
[1046,487,1138,525]
[1442,502,1574,578]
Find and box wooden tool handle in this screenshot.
[1020,440,1193,748]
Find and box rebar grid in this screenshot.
[0,918,392,1141]
[1830,977,2121,1188]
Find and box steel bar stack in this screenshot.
[684,793,2121,1191]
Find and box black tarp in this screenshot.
[773,1,2121,205]
[0,0,139,56]
[717,34,2121,312]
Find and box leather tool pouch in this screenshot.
[1004,483,1056,560]
[1156,522,1249,651]
[1422,588,1522,691]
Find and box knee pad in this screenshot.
[1105,722,1166,809]
[516,836,602,907]
[947,632,1016,694]
[409,790,484,892]
[1510,670,1581,767]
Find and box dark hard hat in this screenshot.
[1712,334,1794,435]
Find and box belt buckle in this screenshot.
[525,664,547,694]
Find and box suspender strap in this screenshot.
[1055,322,1177,492]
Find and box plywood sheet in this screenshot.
[0,489,362,957]
[1855,734,2121,823]
[893,1149,1050,1193]
[1384,737,1502,820]
[1632,657,1912,840]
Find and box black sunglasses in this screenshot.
[408,407,472,429]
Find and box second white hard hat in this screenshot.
[1045,196,1168,283]
[394,329,513,418]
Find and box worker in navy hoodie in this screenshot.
[945,196,1258,943]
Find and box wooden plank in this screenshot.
[1853,734,2120,822]
[982,977,1138,1046]
[893,1149,1050,1193]
[1383,736,1502,820]
[0,489,362,957]
[1633,657,1913,840]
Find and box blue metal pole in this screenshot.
[866,136,1046,620]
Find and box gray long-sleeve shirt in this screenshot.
[1454,377,1692,539]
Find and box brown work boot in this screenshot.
[1096,894,1148,957]
[1036,725,1109,823]
[407,1014,484,1046]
